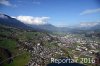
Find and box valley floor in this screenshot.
[0,25,100,66]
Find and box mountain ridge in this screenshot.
[0,13,100,32]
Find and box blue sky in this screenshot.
[0,0,100,26]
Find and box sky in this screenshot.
[0,0,100,27]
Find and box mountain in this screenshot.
[91,23,100,30]
[79,22,99,27]
[28,24,60,32]
[0,13,74,32]
[1,13,100,33]
[70,22,100,30]
[0,13,60,32]
[0,13,31,30]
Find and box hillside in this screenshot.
[0,24,69,66]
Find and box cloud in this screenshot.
[0,0,12,6]
[80,8,100,15]
[13,16,50,25]
[32,1,40,5]
[0,0,17,7]
[32,0,41,5]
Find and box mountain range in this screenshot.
[75,22,100,30]
[0,13,100,32]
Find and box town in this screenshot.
[0,25,100,66]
